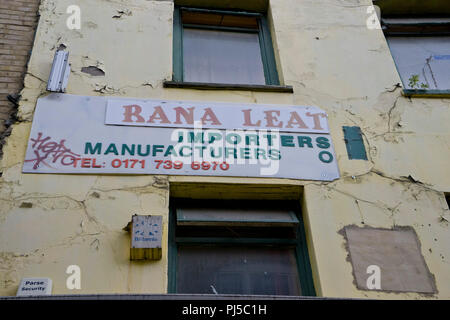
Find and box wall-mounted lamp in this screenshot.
[47,50,70,92]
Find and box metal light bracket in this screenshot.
[47,50,70,92]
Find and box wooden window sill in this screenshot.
[163,81,294,93]
[402,89,450,98]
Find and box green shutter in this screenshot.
[343,126,368,160]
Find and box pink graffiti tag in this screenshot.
[24,132,80,169]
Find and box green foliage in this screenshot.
[408,74,429,89]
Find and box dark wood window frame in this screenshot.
[168,198,316,296]
[164,7,293,93]
[382,17,450,98]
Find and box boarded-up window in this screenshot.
[344,226,436,293]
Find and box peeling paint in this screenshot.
[112,9,132,19]
[81,66,105,77]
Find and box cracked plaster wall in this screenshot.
[0,0,449,298]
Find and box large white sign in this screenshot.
[23,94,340,181]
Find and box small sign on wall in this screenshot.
[16,278,52,296]
[127,215,162,260]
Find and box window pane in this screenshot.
[387,37,450,90]
[183,28,266,85]
[176,245,302,295]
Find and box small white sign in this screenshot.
[131,215,162,249]
[16,278,52,296]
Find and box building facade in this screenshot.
[0,0,449,299]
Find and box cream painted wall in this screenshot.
[0,0,449,298]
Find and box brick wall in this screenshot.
[0,0,40,152]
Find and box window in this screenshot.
[170,7,280,87]
[375,0,450,95]
[384,18,450,92]
[168,199,316,296]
